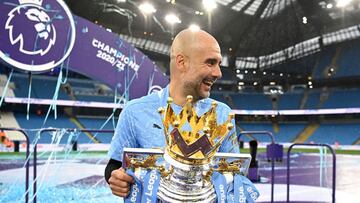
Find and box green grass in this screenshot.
[239,148,360,155]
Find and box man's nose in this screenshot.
[212,65,222,79]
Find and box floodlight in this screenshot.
[139,2,156,14]
[302,16,307,24]
[202,0,217,12]
[336,0,352,8]
[165,14,181,24]
[189,24,200,31]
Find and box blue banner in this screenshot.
[141,169,161,203]
[234,174,259,203]
[124,169,259,203]
[211,171,227,203]
[124,169,142,203]
[226,183,235,203]
[211,171,260,203]
[234,174,246,203]
[240,175,260,202]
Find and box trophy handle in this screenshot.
[123,148,252,176]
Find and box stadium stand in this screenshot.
[308,123,360,145]
[12,73,70,100]
[0,74,15,97]
[0,111,25,142]
[13,113,93,144]
[312,47,337,79]
[238,122,307,143]
[335,43,360,78]
[77,117,117,143]
[278,93,302,110]
[2,70,360,145]
[322,89,360,108]
[304,90,322,109]
[230,93,272,110]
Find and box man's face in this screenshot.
[182,42,222,101]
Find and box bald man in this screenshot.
[105,29,239,198]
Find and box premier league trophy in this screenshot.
[123,96,259,203]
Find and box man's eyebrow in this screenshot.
[205,58,221,64]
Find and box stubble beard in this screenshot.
[183,80,209,102]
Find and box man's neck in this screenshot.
[169,83,186,106]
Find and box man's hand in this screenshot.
[108,168,134,197]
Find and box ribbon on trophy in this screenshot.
[211,172,259,203]
[124,169,161,203]
[227,183,235,202]
[125,169,143,203]
[141,169,161,203]
[233,174,260,203]
[212,171,228,203]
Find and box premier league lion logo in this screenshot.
[5,0,56,56]
[0,0,75,72]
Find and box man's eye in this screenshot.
[207,59,217,66]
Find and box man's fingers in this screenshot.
[108,167,134,198]
[120,169,134,183]
[109,183,130,193]
[111,190,129,198]
[108,176,130,188]
[111,168,134,183]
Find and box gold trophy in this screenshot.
[123,96,251,202]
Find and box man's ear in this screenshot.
[175,54,187,72]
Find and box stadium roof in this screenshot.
[66,0,360,90]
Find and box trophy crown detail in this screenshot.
[158,96,234,165]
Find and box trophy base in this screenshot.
[157,152,216,203]
[157,180,216,203]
